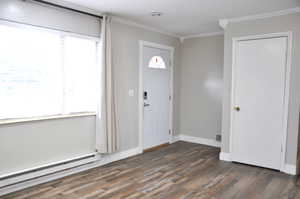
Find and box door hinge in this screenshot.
[169,130,171,135]
[169,95,171,100]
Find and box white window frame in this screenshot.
[0,20,100,124]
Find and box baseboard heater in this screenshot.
[0,153,97,188]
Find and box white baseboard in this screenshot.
[0,147,142,197]
[219,153,297,176]
[170,135,180,143]
[282,164,297,175]
[100,147,142,165]
[179,134,221,148]
[219,152,232,162]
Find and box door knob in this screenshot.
[144,103,150,107]
[234,106,240,111]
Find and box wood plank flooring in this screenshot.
[2,141,300,199]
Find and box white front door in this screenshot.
[142,45,171,150]
[232,37,288,170]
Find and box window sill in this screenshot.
[0,112,97,125]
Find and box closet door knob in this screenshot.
[234,106,240,112]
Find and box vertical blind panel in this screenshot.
[0,0,101,37]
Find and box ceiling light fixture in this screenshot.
[151,11,163,17]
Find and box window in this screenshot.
[148,56,166,69]
[0,24,99,120]
[64,36,98,113]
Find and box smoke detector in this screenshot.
[151,11,163,17]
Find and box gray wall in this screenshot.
[0,116,96,176]
[179,35,224,140]
[111,20,181,151]
[222,13,300,165]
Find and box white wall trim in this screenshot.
[180,31,224,42]
[99,147,142,165]
[220,7,300,28]
[219,152,297,175]
[219,152,232,162]
[179,134,221,148]
[171,136,180,144]
[138,41,175,151]
[112,17,180,39]
[0,147,142,197]
[282,164,297,175]
[219,19,229,29]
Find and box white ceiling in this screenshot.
[57,0,300,37]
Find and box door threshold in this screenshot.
[143,143,169,153]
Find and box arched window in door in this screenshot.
[148,56,166,69]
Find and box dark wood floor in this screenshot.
[2,141,300,199]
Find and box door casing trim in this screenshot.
[229,32,293,172]
[138,41,175,152]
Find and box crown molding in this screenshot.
[219,19,229,29]
[112,17,181,39]
[219,7,300,28]
[180,31,224,42]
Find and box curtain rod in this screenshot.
[24,0,103,19]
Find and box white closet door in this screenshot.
[232,37,288,170]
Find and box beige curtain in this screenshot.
[96,16,119,154]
